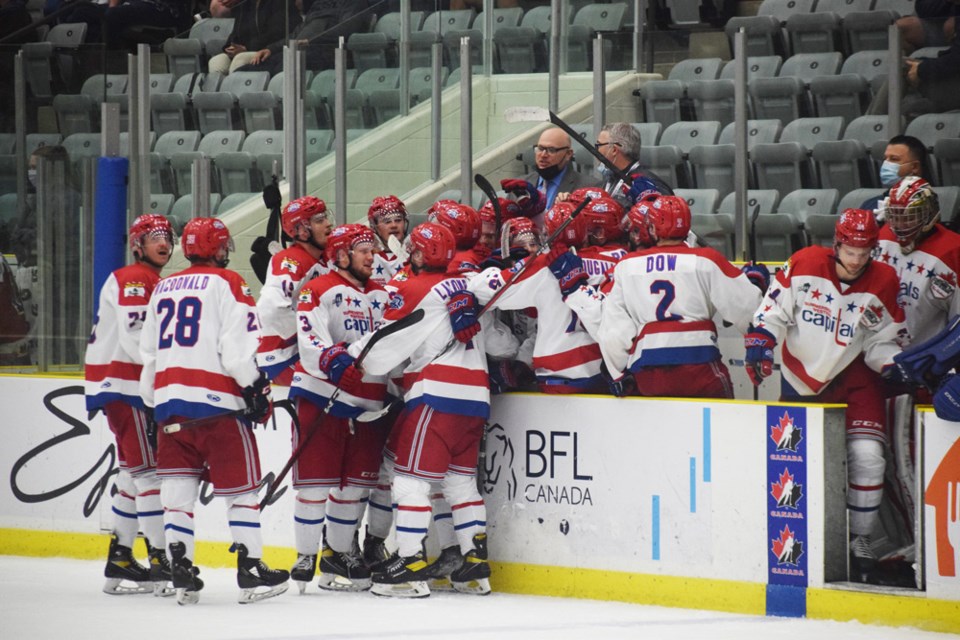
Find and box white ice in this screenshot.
[1,556,954,640]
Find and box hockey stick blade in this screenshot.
[503,106,549,123]
[386,234,408,265]
[474,173,502,232]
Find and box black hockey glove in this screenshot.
[143,407,158,450]
[242,372,273,424]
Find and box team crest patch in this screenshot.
[860,304,883,329]
[388,294,404,310]
[931,274,954,300]
[280,257,299,273]
[123,282,146,297]
[298,291,311,304]
[241,282,252,297]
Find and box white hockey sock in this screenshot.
[365,459,394,539]
[161,477,199,561]
[133,470,164,550]
[326,487,367,553]
[112,469,139,548]
[393,474,432,557]
[430,489,457,550]
[847,438,885,537]
[294,487,328,556]
[226,491,263,558]
[442,473,487,554]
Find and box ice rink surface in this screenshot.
[2,556,955,640]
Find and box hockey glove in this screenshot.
[242,372,272,424]
[934,375,960,422]
[500,179,544,217]
[744,325,777,387]
[626,175,660,204]
[741,261,771,294]
[319,343,359,386]
[447,290,481,344]
[548,249,588,298]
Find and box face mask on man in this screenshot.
[880,160,909,188]
[27,169,37,189]
[536,163,562,181]
[596,164,614,182]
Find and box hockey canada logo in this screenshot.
[772,524,804,565]
[771,467,803,509]
[480,423,517,501]
[771,411,803,452]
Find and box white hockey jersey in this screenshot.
[599,245,761,375]
[470,255,603,387]
[371,248,403,288]
[288,271,392,418]
[256,243,327,380]
[139,266,262,423]
[755,246,906,396]
[349,269,490,418]
[86,263,162,410]
[876,224,960,344]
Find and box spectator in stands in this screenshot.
[103,0,191,51]
[208,0,298,75]
[590,122,673,209]
[896,0,958,54]
[870,1,960,118]
[861,135,933,213]
[11,145,76,268]
[235,0,371,75]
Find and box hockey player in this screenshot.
[256,196,331,382]
[877,177,960,345]
[140,217,289,605]
[598,195,762,398]
[348,223,491,598]
[368,195,409,287]
[743,209,908,582]
[85,214,174,596]
[285,224,393,593]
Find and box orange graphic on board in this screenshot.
[925,437,960,577]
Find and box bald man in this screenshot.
[520,128,597,228]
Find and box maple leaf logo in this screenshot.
[771,467,803,509]
[772,524,804,565]
[770,411,803,452]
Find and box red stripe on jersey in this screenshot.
[86,361,143,382]
[402,365,488,390]
[850,483,884,491]
[155,367,243,394]
[532,343,602,370]
[781,343,827,395]
[639,319,716,337]
[259,334,297,351]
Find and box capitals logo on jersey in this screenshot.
[771,411,803,453]
[772,524,804,565]
[123,282,146,298]
[771,467,803,509]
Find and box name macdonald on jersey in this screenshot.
[155,274,211,294]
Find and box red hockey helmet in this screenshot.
[567,186,611,208]
[479,197,522,224]
[129,214,173,253]
[886,176,939,251]
[625,200,655,248]
[408,222,455,269]
[326,223,377,264]
[834,208,879,249]
[543,201,588,248]
[367,195,408,226]
[582,195,625,243]
[181,217,233,261]
[428,201,481,249]
[646,195,691,242]
[281,196,327,238]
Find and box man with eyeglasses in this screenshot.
[501,127,596,229]
[592,122,673,209]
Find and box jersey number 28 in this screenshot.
[157,297,202,348]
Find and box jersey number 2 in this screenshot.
[157,297,202,349]
[651,280,681,321]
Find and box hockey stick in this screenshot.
[504,107,632,185]
[474,173,502,233]
[162,399,296,435]
[386,233,409,265]
[260,308,426,509]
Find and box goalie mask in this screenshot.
[886,176,940,253]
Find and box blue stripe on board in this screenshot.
[690,457,697,513]
[652,495,660,561]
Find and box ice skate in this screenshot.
[370,549,431,598]
[233,543,290,604]
[103,534,153,595]
[362,530,391,573]
[318,544,372,592]
[290,553,316,595]
[849,535,878,584]
[169,542,203,605]
[147,544,175,597]
[423,545,462,591]
[450,533,491,595]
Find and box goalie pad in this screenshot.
[893,315,960,388]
